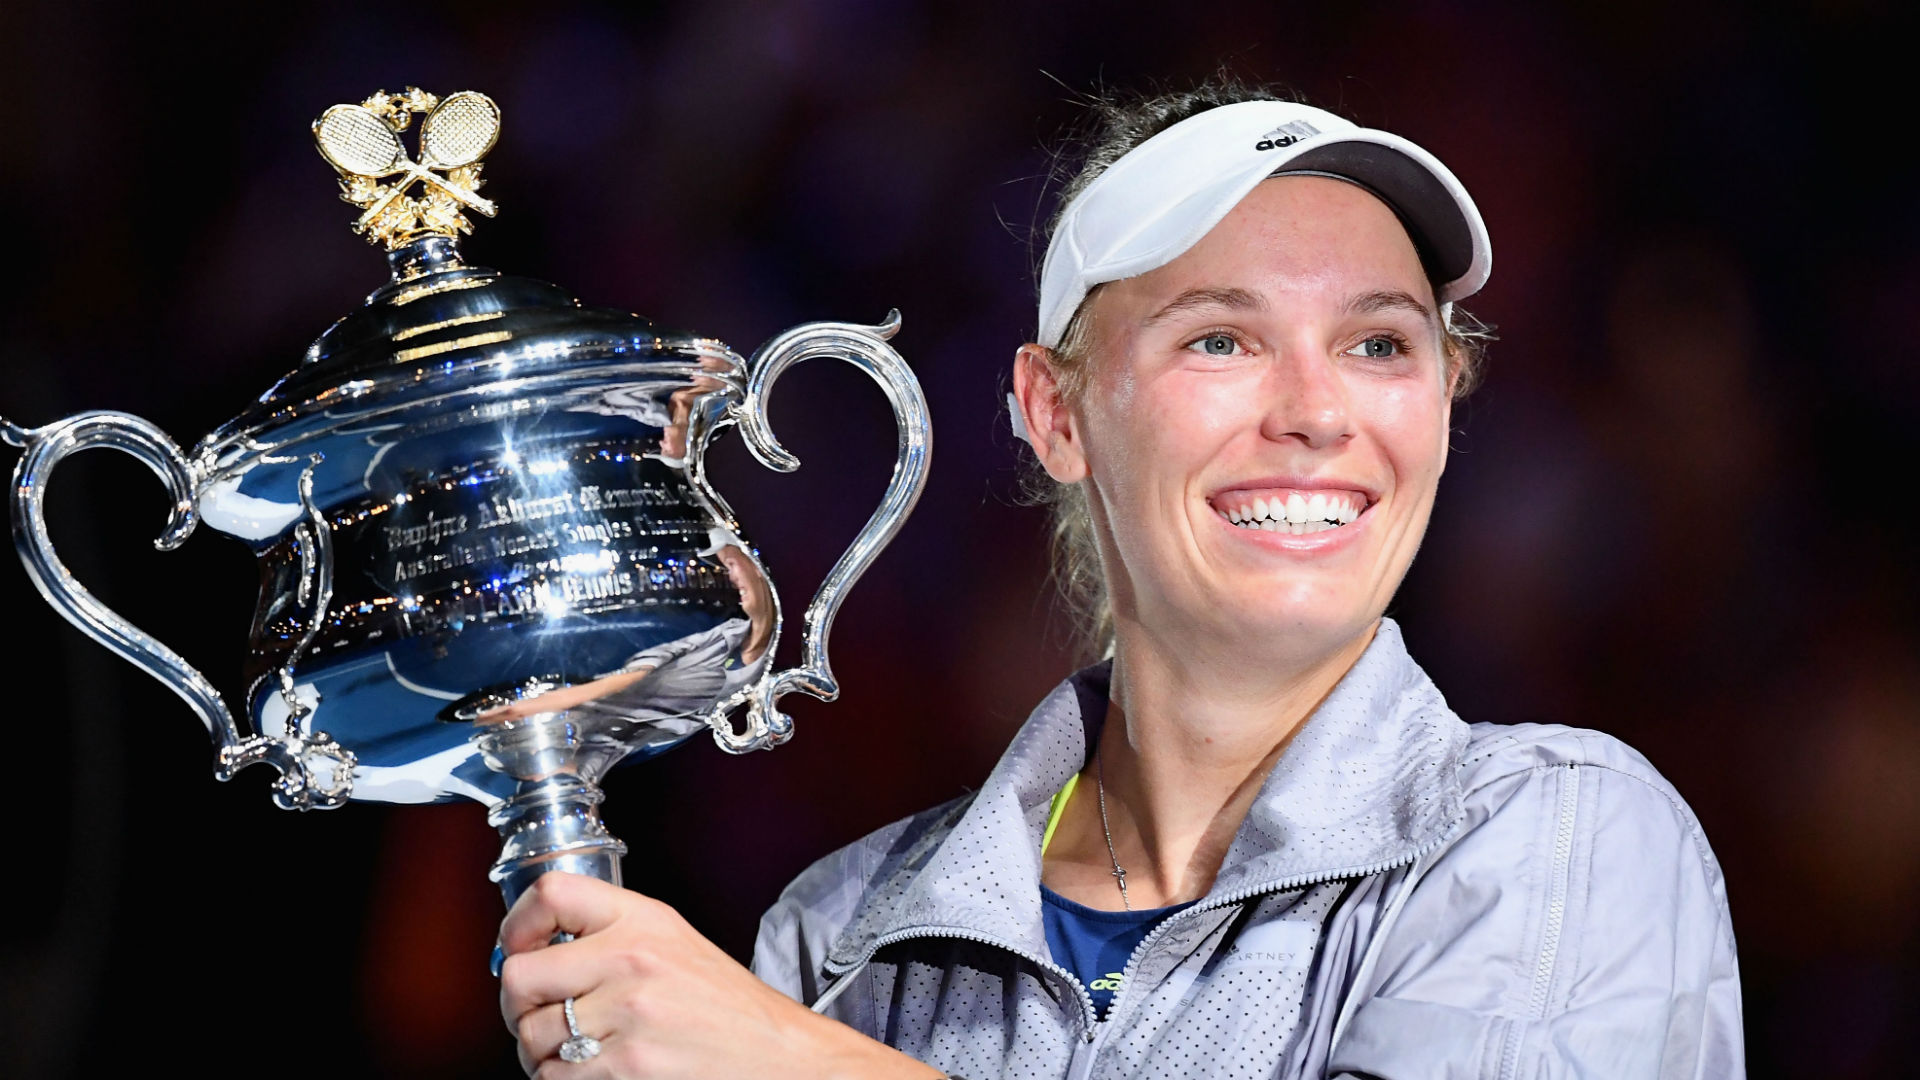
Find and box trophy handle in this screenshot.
[725,310,931,752]
[1,411,354,809]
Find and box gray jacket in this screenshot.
[752,621,1744,1078]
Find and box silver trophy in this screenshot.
[0,87,930,908]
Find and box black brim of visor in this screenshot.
[1275,141,1476,292]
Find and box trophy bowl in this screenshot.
[1,87,930,909]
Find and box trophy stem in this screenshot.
[477,711,630,909]
[488,773,628,908]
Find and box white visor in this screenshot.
[1036,99,1491,348]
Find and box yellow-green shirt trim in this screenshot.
[1040,771,1079,856]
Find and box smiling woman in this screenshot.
[496,78,1744,1080]
[1018,175,1464,687]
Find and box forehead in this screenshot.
[1108,175,1434,311]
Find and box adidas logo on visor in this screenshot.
[1254,120,1321,151]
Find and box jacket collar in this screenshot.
[825,618,1470,971]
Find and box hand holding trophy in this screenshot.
[1,88,931,1067]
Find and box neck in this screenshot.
[1042,618,1378,909]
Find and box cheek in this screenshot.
[1087,370,1248,501]
[1359,380,1450,491]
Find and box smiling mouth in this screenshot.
[1213,490,1367,535]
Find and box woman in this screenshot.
[497,81,1744,1078]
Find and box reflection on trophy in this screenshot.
[1,86,930,909]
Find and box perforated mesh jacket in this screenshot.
[752,620,1745,1079]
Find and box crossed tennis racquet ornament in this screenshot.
[314,87,501,248]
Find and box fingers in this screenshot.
[516,993,625,1079]
[497,877,717,1077]
[500,935,606,1023]
[514,999,569,1068]
[527,1046,619,1080]
[530,1050,619,1080]
[500,872,636,954]
[499,878,687,1030]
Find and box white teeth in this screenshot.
[1220,491,1368,531]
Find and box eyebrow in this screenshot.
[1344,289,1438,327]
[1141,286,1268,326]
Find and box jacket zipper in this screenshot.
[1068,829,1464,1076]
[1098,819,1463,1033]
[822,924,1099,1036]
[1500,762,1580,1079]
[824,815,1464,1067]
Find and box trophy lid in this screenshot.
[197,88,722,479]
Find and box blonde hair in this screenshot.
[1022,77,1494,660]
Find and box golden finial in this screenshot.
[313,87,501,250]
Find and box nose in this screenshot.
[1259,348,1352,449]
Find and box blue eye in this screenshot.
[1190,333,1238,356]
[1347,337,1400,359]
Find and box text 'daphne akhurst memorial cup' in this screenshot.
[2,86,931,908]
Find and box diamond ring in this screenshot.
[559,996,602,1063]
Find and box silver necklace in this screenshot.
[1095,752,1131,911]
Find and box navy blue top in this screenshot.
[1040,884,1194,1019]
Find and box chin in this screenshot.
[1214,583,1377,654]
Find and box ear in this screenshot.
[1012,344,1089,484]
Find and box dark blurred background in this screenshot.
[1,1,1914,1076]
